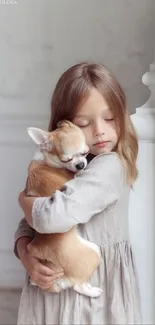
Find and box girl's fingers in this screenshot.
[38,264,64,276]
[39,279,60,290]
[34,273,64,288]
[39,284,51,290]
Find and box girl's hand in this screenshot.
[24,253,64,290]
[17,237,64,290]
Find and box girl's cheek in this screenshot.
[83,131,91,145]
[82,128,88,136]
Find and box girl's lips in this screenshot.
[94,141,109,148]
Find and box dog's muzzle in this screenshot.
[75,162,85,170]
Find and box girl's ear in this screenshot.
[27,127,53,151]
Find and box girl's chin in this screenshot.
[89,142,115,155]
[89,147,110,155]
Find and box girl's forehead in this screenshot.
[75,88,110,118]
[74,105,112,120]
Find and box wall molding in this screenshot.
[0,112,49,146]
[0,112,49,125]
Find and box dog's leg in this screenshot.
[77,235,101,257]
[54,278,73,292]
[29,278,37,286]
[30,277,73,292]
[30,278,103,297]
[72,236,102,297]
[73,283,103,298]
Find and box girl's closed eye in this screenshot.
[104,118,114,121]
[79,124,90,128]
[103,114,114,121]
[75,120,90,128]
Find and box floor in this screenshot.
[0,289,21,324]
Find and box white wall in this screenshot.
[0,0,154,287]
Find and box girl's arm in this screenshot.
[15,220,64,289]
[14,218,35,258]
[14,157,44,250]
[19,153,125,234]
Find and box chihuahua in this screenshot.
[26,120,102,298]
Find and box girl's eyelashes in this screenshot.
[104,118,114,121]
[74,119,90,128]
[77,121,90,128]
[79,124,89,128]
[78,119,114,126]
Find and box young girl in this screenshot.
[14,62,142,324]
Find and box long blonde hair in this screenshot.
[49,62,138,185]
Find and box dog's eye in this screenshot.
[60,158,72,163]
[82,151,89,156]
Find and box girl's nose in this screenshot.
[94,120,105,136]
[95,130,104,136]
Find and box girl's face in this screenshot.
[73,88,118,156]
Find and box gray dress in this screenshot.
[14,152,142,324]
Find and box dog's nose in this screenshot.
[76,162,85,170]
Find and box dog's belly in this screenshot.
[27,227,100,283]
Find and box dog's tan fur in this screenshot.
[26,121,101,294]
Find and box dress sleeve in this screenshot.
[32,153,125,234]
[14,218,35,258]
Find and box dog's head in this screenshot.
[27,120,89,172]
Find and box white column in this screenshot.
[129,51,155,324]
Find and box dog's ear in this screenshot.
[27,127,48,145]
[27,127,53,151]
[57,120,73,128]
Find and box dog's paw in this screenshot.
[73,283,103,298]
[29,278,37,286]
[88,286,103,297]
